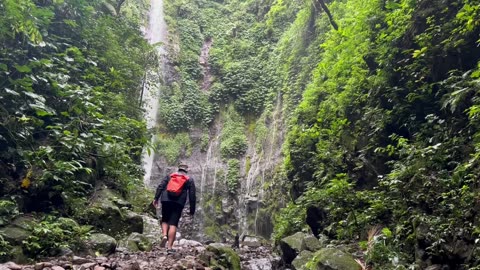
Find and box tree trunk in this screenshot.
[313,0,338,30]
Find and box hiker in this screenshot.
[153,163,196,254]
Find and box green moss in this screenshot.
[206,244,241,270]
[156,133,192,165]
[245,155,251,175]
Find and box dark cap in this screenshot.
[178,162,188,172]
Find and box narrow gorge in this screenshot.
[1,0,480,269]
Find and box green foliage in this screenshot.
[276,0,480,267]
[200,132,210,152]
[0,200,19,226]
[0,234,12,261]
[22,216,91,257]
[0,0,150,215]
[225,159,240,194]
[272,200,306,243]
[220,108,247,159]
[156,133,192,165]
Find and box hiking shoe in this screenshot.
[167,248,176,255]
[160,236,167,248]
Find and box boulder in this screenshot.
[242,236,262,248]
[0,226,29,245]
[206,243,241,270]
[85,233,116,256]
[303,234,325,252]
[178,239,202,247]
[309,248,361,270]
[141,215,162,244]
[82,187,143,236]
[124,211,143,234]
[119,233,152,252]
[0,215,37,246]
[9,246,28,264]
[292,250,314,270]
[279,232,309,264]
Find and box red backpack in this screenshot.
[166,173,189,196]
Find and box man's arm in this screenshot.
[188,178,196,215]
[153,175,169,206]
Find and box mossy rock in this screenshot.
[307,248,361,270]
[10,216,36,230]
[119,232,152,252]
[85,233,116,256]
[206,243,241,270]
[82,187,143,236]
[10,246,28,264]
[292,250,314,270]
[279,232,309,264]
[303,234,324,252]
[0,226,30,245]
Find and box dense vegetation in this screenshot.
[163,0,480,268]
[2,0,480,267]
[0,0,152,260]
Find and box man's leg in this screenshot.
[160,204,170,247]
[161,222,168,237]
[167,225,177,249]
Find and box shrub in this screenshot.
[225,159,240,194]
[22,216,91,257]
[0,200,19,226]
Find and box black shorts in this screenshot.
[161,201,184,226]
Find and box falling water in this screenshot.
[142,0,168,186]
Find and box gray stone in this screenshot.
[242,236,262,248]
[10,246,28,264]
[51,266,65,270]
[279,232,309,264]
[124,211,143,234]
[86,234,116,256]
[4,262,21,270]
[0,226,30,245]
[79,262,96,270]
[245,258,272,270]
[83,187,142,236]
[141,215,162,244]
[292,250,314,270]
[72,256,93,265]
[303,235,323,252]
[178,239,202,247]
[309,248,361,270]
[206,244,241,270]
[120,233,152,252]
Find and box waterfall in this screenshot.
[142,0,168,186]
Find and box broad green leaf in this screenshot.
[14,64,32,73]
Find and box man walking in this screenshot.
[153,163,196,254]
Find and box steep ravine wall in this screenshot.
[149,95,287,241]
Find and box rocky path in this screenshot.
[0,240,280,270]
